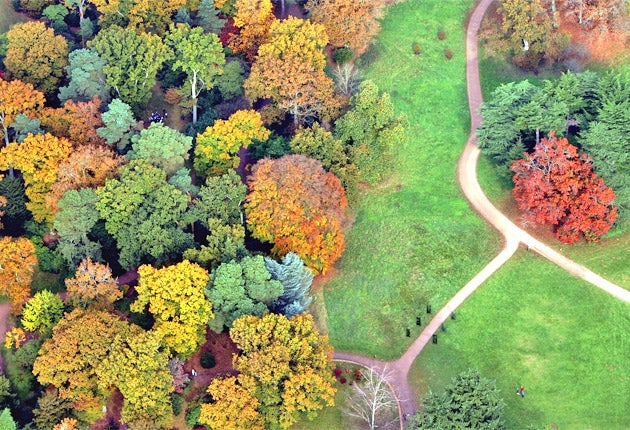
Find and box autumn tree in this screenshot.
[342,367,399,430]
[0,133,73,225]
[21,290,64,334]
[96,160,194,269]
[194,109,270,177]
[335,80,408,185]
[65,258,122,309]
[244,17,339,126]
[0,236,38,314]
[40,97,106,148]
[96,99,138,151]
[245,155,347,274]
[205,255,283,331]
[201,313,336,429]
[59,49,109,103]
[228,0,275,61]
[306,0,387,56]
[96,326,174,428]
[265,252,313,318]
[200,376,264,429]
[32,389,73,430]
[166,23,225,123]
[132,261,213,357]
[89,26,172,111]
[4,21,69,94]
[33,308,127,412]
[511,132,618,243]
[92,0,187,34]
[0,77,45,149]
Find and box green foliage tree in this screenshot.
[205,255,283,331]
[0,408,16,430]
[166,23,225,123]
[96,160,193,269]
[187,170,246,226]
[0,176,29,232]
[197,0,226,33]
[265,252,313,317]
[58,49,109,104]
[9,114,43,143]
[216,60,245,100]
[89,26,172,111]
[335,80,408,185]
[406,369,505,429]
[21,290,64,334]
[127,122,193,176]
[33,390,73,430]
[96,98,138,151]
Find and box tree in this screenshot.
[8,113,43,144]
[245,155,347,274]
[510,132,618,243]
[184,219,246,269]
[4,21,69,94]
[216,59,245,100]
[0,133,73,225]
[96,161,194,269]
[0,176,29,233]
[92,0,188,34]
[0,77,45,149]
[167,357,190,393]
[96,326,173,428]
[343,367,399,430]
[0,408,16,430]
[306,0,387,56]
[244,17,339,126]
[205,255,283,331]
[33,308,127,412]
[200,376,264,429]
[264,252,313,317]
[202,313,336,429]
[59,49,109,103]
[197,0,226,33]
[228,0,275,61]
[335,80,408,185]
[128,122,193,176]
[132,261,214,357]
[21,290,64,334]
[0,236,37,314]
[407,369,505,430]
[96,99,138,151]
[32,389,73,430]
[166,24,225,123]
[194,109,270,177]
[40,97,106,148]
[89,26,172,111]
[53,417,78,430]
[188,170,247,226]
[65,258,122,309]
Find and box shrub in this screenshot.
[413,42,421,55]
[200,351,216,369]
[333,47,354,65]
[445,48,453,60]
[340,377,347,384]
[171,393,184,416]
[186,404,202,427]
[438,30,446,40]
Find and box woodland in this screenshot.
[0,0,628,429]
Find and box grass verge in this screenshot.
[321,0,501,360]
[409,250,630,428]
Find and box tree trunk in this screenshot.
[579,0,583,24]
[193,99,198,124]
[192,72,198,123]
[281,0,285,19]
[536,128,540,145]
[2,126,14,178]
[551,0,559,28]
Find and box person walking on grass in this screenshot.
[520,385,525,398]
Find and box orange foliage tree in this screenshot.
[0,237,38,314]
[228,0,275,61]
[40,96,106,148]
[0,77,45,148]
[65,258,122,309]
[245,154,347,274]
[0,133,73,225]
[511,131,618,243]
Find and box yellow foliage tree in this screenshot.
[0,133,73,225]
[65,258,122,309]
[53,418,78,430]
[0,236,38,314]
[194,109,270,177]
[229,0,275,61]
[92,0,187,34]
[244,17,340,125]
[132,261,214,358]
[200,376,264,430]
[4,327,26,349]
[0,77,45,148]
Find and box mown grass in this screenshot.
[409,251,630,429]
[0,0,28,34]
[322,0,501,360]
[291,380,352,430]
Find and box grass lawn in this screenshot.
[322,0,501,360]
[409,251,630,429]
[0,0,28,34]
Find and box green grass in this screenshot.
[291,379,352,430]
[409,251,630,429]
[0,0,28,34]
[322,0,501,360]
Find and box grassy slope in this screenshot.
[0,0,28,34]
[409,251,630,428]
[322,0,501,360]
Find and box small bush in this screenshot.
[413,42,421,55]
[171,393,184,416]
[438,30,446,40]
[333,367,343,378]
[445,48,453,60]
[186,404,201,427]
[340,377,347,384]
[200,351,216,369]
[333,47,354,65]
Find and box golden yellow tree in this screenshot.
[244,17,340,125]
[194,109,270,177]
[0,77,45,148]
[132,260,214,358]
[0,133,73,225]
[229,0,275,61]
[200,376,264,430]
[53,418,78,430]
[0,236,38,314]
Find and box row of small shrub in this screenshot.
[413,30,452,59]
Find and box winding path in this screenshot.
[333,0,630,423]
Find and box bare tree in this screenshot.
[342,366,400,430]
[332,63,361,96]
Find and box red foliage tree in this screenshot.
[510,131,618,243]
[245,154,347,274]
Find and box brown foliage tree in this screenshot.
[40,96,106,148]
[0,236,38,314]
[65,258,122,309]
